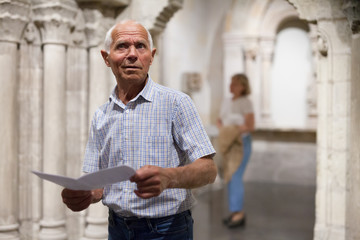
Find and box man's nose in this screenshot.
[127,46,138,60]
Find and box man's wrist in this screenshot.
[91,188,104,203]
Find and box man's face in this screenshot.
[102,22,156,84]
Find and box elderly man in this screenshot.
[61,20,217,239]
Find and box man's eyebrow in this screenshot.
[114,40,126,45]
[114,39,147,44]
[136,39,148,44]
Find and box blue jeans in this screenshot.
[228,134,252,212]
[108,209,194,240]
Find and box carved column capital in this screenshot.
[77,0,129,48]
[241,36,259,61]
[22,22,42,45]
[260,38,274,61]
[0,0,30,42]
[69,10,87,48]
[82,8,113,47]
[32,0,78,45]
[317,31,328,57]
[342,0,360,34]
[244,49,257,61]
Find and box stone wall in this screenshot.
[0,0,183,239]
[0,0,359,239]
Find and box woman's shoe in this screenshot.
[227,215,246,228]
[222,213,235,225]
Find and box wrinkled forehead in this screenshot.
[111,22,149,43]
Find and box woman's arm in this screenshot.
[217,118,223,128]
[238,113,255,134]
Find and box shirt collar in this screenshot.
[138,75,154,102]
[109,75,155,107]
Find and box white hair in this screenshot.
[104,20,153,53]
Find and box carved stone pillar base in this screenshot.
[82,217,108,240]
[38,220,67,240]
[0,224,19,240]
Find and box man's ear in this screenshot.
[150,48,156,65]
[100,50,110,66]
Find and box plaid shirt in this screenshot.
[83,76,215,218]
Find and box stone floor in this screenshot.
[191,137,317,240]
[192,181,316,240]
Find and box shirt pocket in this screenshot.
[142,135,177,168]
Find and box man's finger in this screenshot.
[62,189,92,199]
[134,190,159,199]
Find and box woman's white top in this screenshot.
[219,96,253,136]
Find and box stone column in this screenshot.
[32,1,77,239]
[305,24,318,130]
[343,1,360,238]
[259,38,274,127]
[65,11,88,240]
[80,32,110,240]
[242,37,260,126]
[81,6,114,240]
[41,43,68,240]
[0,42,19,240]
[314,19,352,240]
[348,33,360,240]
[18,22,43,239]
[313,29,331,240]
[222,34,245,98]
[0,1,30,239]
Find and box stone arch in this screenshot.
[259,1,299,38]
[223,0,316,128]
[276,16,310,34]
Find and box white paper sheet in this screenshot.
[32,165,136,190]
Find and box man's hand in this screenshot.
[130,157,217,199]
[130,165,172,199]
[61,188,103,212]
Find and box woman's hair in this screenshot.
[104,20,153,53]
[232,73,251,96]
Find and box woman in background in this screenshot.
[217,73,255,228]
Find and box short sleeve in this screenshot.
[172,95,216,163]
[243,98,254,114]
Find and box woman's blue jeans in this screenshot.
[108,209,193,240]
[227,134,252,212]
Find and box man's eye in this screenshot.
[137,43,145,49]
[117,43,126,49]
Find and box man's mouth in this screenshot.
[123,66,140,69]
